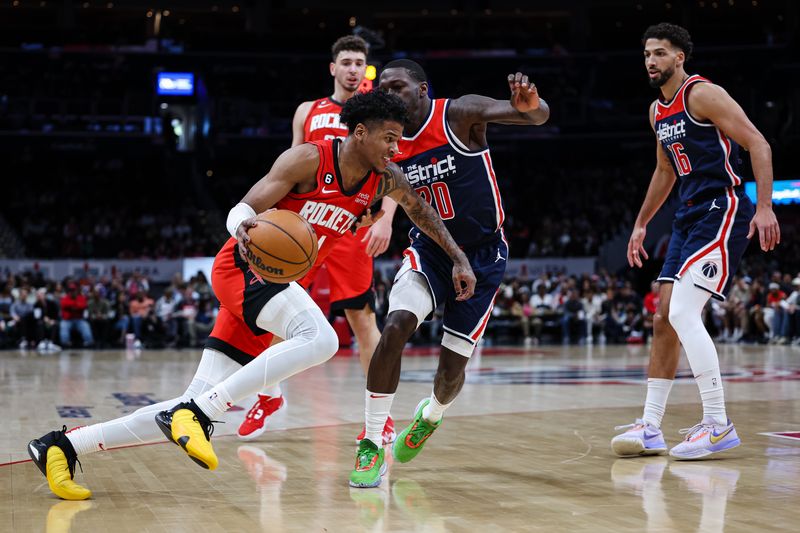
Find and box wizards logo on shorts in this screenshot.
[701,261,719,279]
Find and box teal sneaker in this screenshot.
[349,439,386,488]
[392,399,441,463]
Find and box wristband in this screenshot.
[226,202,256,238]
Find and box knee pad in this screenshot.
[668,272,710,336]
[387,266,434,329]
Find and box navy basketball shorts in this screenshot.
[394,234,508,357]
[658,188,755,301]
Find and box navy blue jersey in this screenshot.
[395,99,505,248]
[654,74,743,203]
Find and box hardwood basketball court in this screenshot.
[2,343,799,532]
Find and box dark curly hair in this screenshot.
[331,35,368,61]
[642,22,693,61]
[339,90,408,133]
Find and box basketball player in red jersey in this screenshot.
[612,23,779,460]
[238,36,399,445]
[27,90,476,500]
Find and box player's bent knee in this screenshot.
[314,322,339,363]
[380,312,417,344]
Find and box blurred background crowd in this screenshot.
[0,1,797,350]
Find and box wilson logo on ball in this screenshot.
[701,262,719,279]
[245,247,284,276]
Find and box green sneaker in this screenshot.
[349,439,386,488]
[392,399,441,463]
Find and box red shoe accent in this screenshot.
[237,395,285,441]
[355,416,396,445]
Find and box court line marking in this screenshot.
[560,430,593,463]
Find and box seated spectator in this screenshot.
[129,291,154,345]
[33,287,61,352]
[59,282,94,348]
[155,287,182,347]
[87,288,112,348]
[110,292,131,346]
[560,288,585,344]
[723,276,751,343]
[767,282,788,344]
[529,284,558,344]
[582,286,606,343]
[10,287,36,349]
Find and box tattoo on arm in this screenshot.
[393,181,464,262]
[375,166,400,200]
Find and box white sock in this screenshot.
[261,383,282,398]
[421,392,452,424]
[642,378,673,428]
[669,274,728,426]
[65,425,105,456]
[194,384,234,421]
[697,368,727,425]
[364,390,394,445]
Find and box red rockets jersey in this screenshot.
[303,97,348,142]
[275,138,382,264]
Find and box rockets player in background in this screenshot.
[612,23,779,460]
[27,90,475,500]
[350,60,550,488]
[237,36,399,445]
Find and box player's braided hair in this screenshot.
[339,90,408,133]
[331,35,368,61]
[642,22,693,61]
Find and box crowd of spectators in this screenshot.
[0,269,217,352]
[479,263,800,347]
[3,258,800,352]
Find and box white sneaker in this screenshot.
[669,419,740,460]
[611,419,667,457]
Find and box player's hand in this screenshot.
[452,259,476,301]
[508,72,540,113]
[235,217,258,260]
[627,225,649,268]
[362,214,393,257]
[748,207,780,251]
[352,208,385,234]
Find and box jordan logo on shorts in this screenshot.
[495,249,506,263]
[709,199,721,211]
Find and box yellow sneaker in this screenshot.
[155,400,218,470]
[28,426,92,500]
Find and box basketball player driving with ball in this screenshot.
[27,89,475,501]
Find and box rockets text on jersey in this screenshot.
[275,138,382,265]
[395,98,505,248]
[303,97,348,143]
[654,74,744,204]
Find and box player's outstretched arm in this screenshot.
[688,82,780,251]
[376,163,476,301]
[629,101,678,268]
[450,72,550,126]
[227,144,319,258]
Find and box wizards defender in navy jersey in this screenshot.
[350,60,550,488]
[612,23,780,461]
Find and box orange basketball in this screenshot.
[244,209,318,283]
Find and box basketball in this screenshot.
[244,209,318,283]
